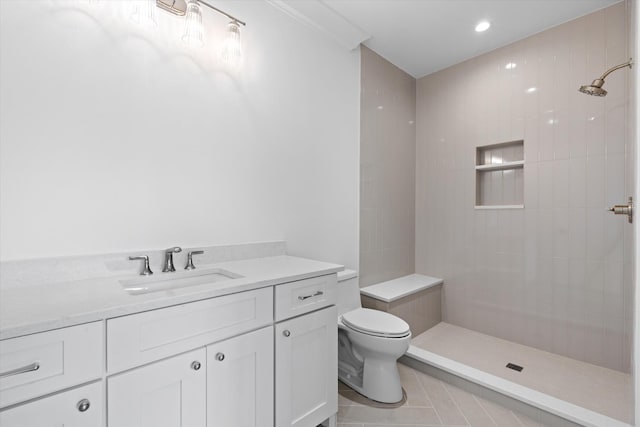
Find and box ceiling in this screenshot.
[318,0,623,78]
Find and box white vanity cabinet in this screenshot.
[106,287,273,373]
[106,288,274,427]
[275,275,338,427]
[0,381,103,427]
[206,326,274,426]
[107,326,274,427]
[108,348,207,427]
[0,322,103,408]
[0,268,339,427]
[0,322,104,427]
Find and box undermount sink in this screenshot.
[120,268,243,295]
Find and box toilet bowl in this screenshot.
[336,270,411,403]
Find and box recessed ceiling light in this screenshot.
[526,87,538,93]
[505,62,517,70]
[475,21,491,32]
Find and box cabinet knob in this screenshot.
[77,399,91,412]
[215,352,225,361]
[191,361,201,371]
[283,330,291,337]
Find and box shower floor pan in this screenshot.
[403,322,633,427]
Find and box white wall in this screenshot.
[0,0,360,269]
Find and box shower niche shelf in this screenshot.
[475,140,524,209]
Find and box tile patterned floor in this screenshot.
[337,363,547,427]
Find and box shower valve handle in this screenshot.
[608,197,633,223]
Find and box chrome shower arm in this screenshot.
[597,59,633,81]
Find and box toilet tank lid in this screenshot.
[337,269,358,282]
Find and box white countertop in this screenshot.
[0,255,343,340]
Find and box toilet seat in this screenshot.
[341,308,410,338]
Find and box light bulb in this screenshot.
[221,21,242,67]
[475,21,491,32]
[182,0,204,47]
[131,0,158,28]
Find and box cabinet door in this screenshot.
[206,326,274,427]
[275,306,337,427]
[0,381,102,427]
[108,348,206,427]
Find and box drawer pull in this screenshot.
[215,353,225,362]
[0,362,40,379]
[298,291,324,301]
[191,361,202,371]
[77,399,91,412]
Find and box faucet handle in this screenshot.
[185,251,204,270]
[129,255,153,276]
[162,247,182,273]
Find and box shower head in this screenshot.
[579,79,607,97]
[578,59,633,97]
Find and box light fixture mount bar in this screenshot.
[156,0,246,26]
[157,0,186,16]
[199,0,246,26]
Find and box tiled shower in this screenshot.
[361,1,634,373]
[415,1,633,373]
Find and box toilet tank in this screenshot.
[336,269,361,316]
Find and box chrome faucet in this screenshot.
[163,247,182,272]
[129,255,153,276]
[185,250,204,270]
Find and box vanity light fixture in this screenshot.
[475,21,491,32]
[182,0,204,47]
[155,0,246,62]
[221,20,243,66]
[131,0,158,27]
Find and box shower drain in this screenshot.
[506,363,524,372]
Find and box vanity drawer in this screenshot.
[274,274,337,321]
[0,322,103,408]
[0,381,103,427]
[107,287,272,373]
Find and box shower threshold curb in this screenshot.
[403,345,631,427]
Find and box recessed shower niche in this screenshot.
[475,140,524,209]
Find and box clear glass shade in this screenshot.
[182,0,204,48]
[221,21,242,66]
[131,0,158,28]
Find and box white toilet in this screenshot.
[336,270,411,403]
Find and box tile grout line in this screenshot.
[411,366,445,425]
[440,379,472,426]
[510,411,531,427]
[470,394,499,427]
